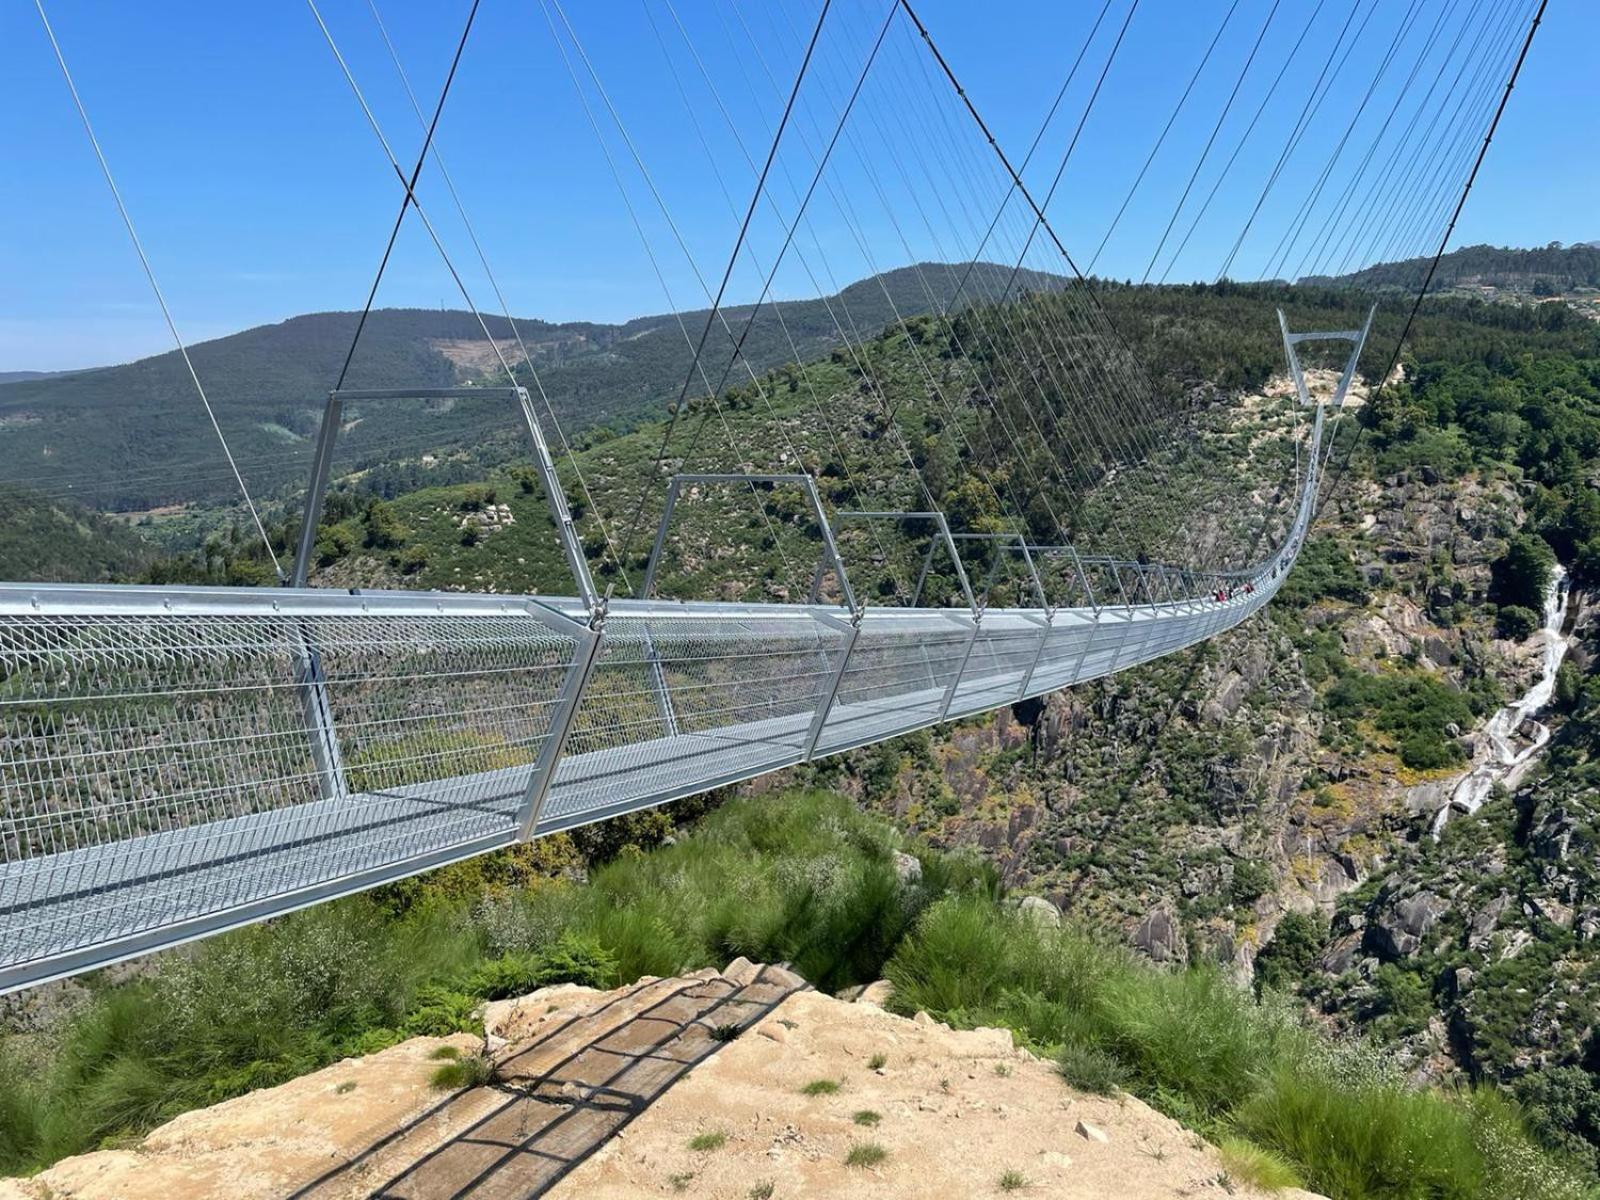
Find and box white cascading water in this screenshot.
[1433,563,1573,837]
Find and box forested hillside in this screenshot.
[1309,241,1600,294]
[0,488,156,582]
[0,262,1055,512]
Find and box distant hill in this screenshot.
[1307,242,1600,294]
[0,370,59,386]
[0,487,157,582]
[0,262,1061,512]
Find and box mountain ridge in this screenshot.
[0,261,1065,511]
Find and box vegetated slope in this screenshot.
[0,792,1586,1199]
[1307,240,1600,294]
[14,278,1600,1180]
[0,487,157,582]
[0,262,1052,513]
[799,292,1600,1171]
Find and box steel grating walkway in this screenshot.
[0,575,1275,991]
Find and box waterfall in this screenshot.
[1433,563,1573,837]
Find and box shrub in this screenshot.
[1254,912,1327,995]
[1490,534,1555,611]
[1497,604,1542,641]
[362,500,407,550]
[886,895,1590,1200]
[1056,1041,1127,1096]
[397,544,428,575]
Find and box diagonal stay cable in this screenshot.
[364,0,633,591]
[616,0,835,569]
[1140,0,1281,284]
[685,4,898,481]
[1315,0,1545,526]
[308,0,480,395]
[35,0,283,575]
[1087,0,1241,276]
[537,0,804,589]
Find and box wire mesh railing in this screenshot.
[0,558,1290,992]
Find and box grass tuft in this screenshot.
[852,1109,882,1127]
[998,1169,1028,1191]
[1215,1135,1305,1192]
[867,1052,888,1070]
[800,1078,841,1096]
[845,1141,888,1168]
[687,1130,727,1152]
[428,1054,492,1091]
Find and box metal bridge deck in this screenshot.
[0,580,1268,991]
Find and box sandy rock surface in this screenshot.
[0,970,1324,1200]
[543,988,1303,1200]
[0,1032,481,1200]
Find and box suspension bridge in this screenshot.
[0,0,1542,994]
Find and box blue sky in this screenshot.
[1,0,1593,372]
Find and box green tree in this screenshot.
[1490,534,1555,611]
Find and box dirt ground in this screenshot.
[0,967,1327,1200]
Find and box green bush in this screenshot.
[1326,671,1473,769]
[1491,534,1556,611]
[1498,604,1543,641]
[1,794,1586,1199]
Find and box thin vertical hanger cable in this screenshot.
[1369,0,1529,273]
[365,0,633,591]
[646,0,897,574]
[1261,0,1426,281]
[898,0,1162,422]
[1313,0,1544,529]
[1139,0,1282,284]
[655,0,832,465]
[1215,0,1368,281]
[1290,0,1464,282]
[1157,0,1329,284]
[715,0,954,522]
[678,3,899,481]
[1086,0,1241,277]
[1323,0,1510,277]
[1379,0,1545,386]
[34,0,282,575]
[1349,0,1521,274]
[535,0,801,587]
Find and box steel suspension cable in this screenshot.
[1087,0,1241,277]
[365,0,633,591]
[535,0,802,587]
[35,0,283,575]
[647,0,897,574]
[1140,0,1282,284]
[1312,0,1544,529]
[1215,0,1368,280]
[308,0,481,394]
[1158,0,1330,283]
